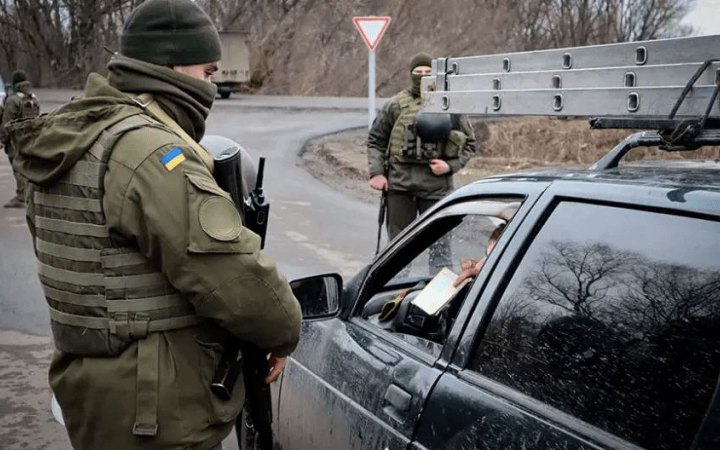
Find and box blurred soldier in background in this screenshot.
[1,70,40,208]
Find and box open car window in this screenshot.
[357,198,523,356]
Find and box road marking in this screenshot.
[285,230,309,243]
[5,217,28,228]
[278,200,312,207]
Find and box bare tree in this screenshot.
[505,0,695,50]
[618,263,720,337]
[0,0,138,86]
[0,0,699,91]
[523,241,636,317]
[607,0,696,41]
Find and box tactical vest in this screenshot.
[33,112,206,436]
[388,90,422,157]
[387,90,467,161]
[33,113,202,358]
[17,92,40,119]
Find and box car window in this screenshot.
[468,201,720,449]
[358,198,522,356]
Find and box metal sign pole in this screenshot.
[368,50,376,129]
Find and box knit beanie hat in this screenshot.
[409,52,433,72]
[11,70,28,86]
[120,0,222,66]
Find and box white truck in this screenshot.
[213,31,251,99]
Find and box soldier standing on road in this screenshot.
[1,70,40,208]
[367,52,478,243]
[6,1,301,449]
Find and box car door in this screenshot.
[413,181,720,450]
[275,182,547,450]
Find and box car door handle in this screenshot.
[367,344,401,365]
[382,384,412,424]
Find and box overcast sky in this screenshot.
[682,0,720,35]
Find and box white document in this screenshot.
[411,268,468,316]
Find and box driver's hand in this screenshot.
[453,268,476,287]
[453,257,486,287]
[265,355,287,384]
[460,258,478,271]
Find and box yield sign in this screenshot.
[353,16,391,51]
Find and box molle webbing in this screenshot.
[46,307,200,333]
[33,192,103,212]
[33,113,200,347]
[388,90,422,156]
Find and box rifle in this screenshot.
[375,188,386,255]
[211,146,273,450]
[375,145,391,255]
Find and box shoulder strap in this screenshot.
[132,94,214,172]
[88,114,159,162]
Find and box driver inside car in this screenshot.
[452,221,506,287]
[377,221,507,330]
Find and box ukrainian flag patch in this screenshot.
[161,147,186,171]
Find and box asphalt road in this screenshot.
[0,90,376,449]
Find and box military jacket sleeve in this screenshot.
[104,130,302,356]
[0,95,21,144]
[367,99,400,178]
[447,114,479,174]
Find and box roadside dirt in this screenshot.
[0,330,70,450]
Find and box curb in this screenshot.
[297,125,366,158]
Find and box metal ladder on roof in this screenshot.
[420,35,720,169]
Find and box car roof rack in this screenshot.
[422,35,720,169]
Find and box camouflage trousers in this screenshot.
[386,191,452,270]
[3,142,27,200]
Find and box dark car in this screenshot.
[251,133,720,450]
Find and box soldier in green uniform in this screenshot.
[367,53,478,241]
[1,70,39,208]
[6,1,301,449]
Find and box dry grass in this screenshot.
[473,118,720,167]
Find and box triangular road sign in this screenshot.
[353,16,391,51]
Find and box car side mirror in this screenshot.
[290,273,342,319]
